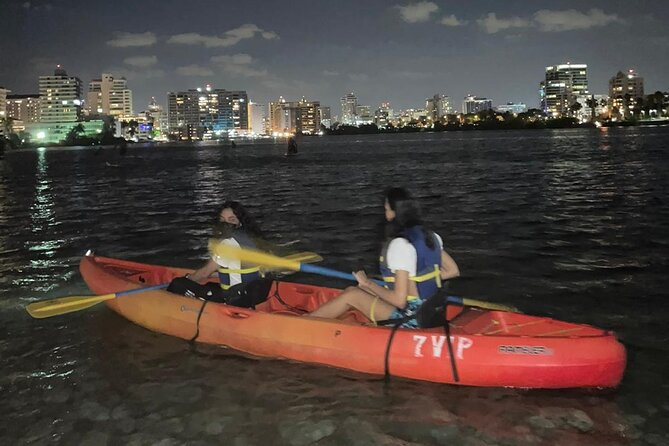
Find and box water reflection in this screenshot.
[26,149,63,292]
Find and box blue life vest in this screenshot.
[217,230,261,291]
[379,225,442,301]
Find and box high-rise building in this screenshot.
[540,63,588,117]
[609,70,644,117]
[296,97,321,134]
[167,90,199,139]
[227,90,249,133]
[426,94,451,121]
[268,97,321,134]
[248,102,267,135]
[462,95,493,114]
[0,87,9,119]
[6,94,41,132]
[38,66,83,123]
[6,94,41,123]
[374,102,393,128]
[167,86,248,140]
[86,73,133,118]
[340,92,358,125]
[0,87,9,137]
[318,106,331,129]
[355,105,373,125]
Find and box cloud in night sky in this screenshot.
[440,15,467,27]
[396,2,439,24]
[210,54,268,77]
[533,9,622,32]
[476,13,532,34]
[22,2,53,12]
[107,32,157,48]
[167,24,278,48]
[175,65,214,77]
[476,9,622,34]
[123,56,158,68]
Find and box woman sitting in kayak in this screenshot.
[167,201,273,307]
[309,187,460,327]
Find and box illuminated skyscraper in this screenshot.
[268,96,321,134]
[248,102,266,135]
[609,70,644,117]
[340,92,358,125]
[462,95,492,114]
[426,94,451,120]
[87,73,133,118]
[38,66,82,123]
[540,63,588,117]
[167,86,248,139]
[0,87,9,137]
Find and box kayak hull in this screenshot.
[80,254,626,389]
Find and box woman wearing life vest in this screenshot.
[167,201,273,307]
[309,187,460,327]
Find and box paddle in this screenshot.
[26,283,170,319]
[209,242,519,312]
[27,251,323,319]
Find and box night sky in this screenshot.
[1,0,668,112]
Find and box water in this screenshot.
[1,128,668,445]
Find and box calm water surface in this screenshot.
[1,128,668,445]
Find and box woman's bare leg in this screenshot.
[309,286,397,321]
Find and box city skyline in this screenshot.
[1,1,668,111]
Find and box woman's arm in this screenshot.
[354,269,410,309]
[440,250,460,280]
[188,258,219,283]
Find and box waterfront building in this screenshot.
[0,87,8,137]
[540,63,588,117]
[495,102,527,114]
[374,102,393,128]
[355,105,373,126]
[248,102,267,135]
[426,94,451,121]
[340,92,358,125]
[296,98,321,134]
[135,98,166,140]
[228,90,249,134]
[574,94,609,123]
[6,94,41,123]
[268,97,321,134]
[462,95,493,114]
[319,106,331,129]
[86,73,133,119]
[25,66,85,143]
[6,94,41,132]
[39,66,83,123]
[167,86,248,140]
[609,70,644,118]
[167,90,199,139]
[0,87,8,119]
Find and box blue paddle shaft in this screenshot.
[299,263,466,307]
[299,264,385,285]
[116,283,169,298]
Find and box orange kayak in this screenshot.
[80,254,626,389]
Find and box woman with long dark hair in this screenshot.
[167,201,272,307]
[309,188,459,327]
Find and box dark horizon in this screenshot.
[1,0,668,112]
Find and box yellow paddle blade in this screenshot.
[209,240,302,271]
[281,252,322,264]
[26,293,116,319]
[462,298,519,313]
